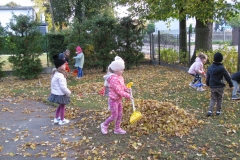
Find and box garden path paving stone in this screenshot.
[0,99,81,160]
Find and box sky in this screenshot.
[0,0,239,7]
[0,0,33,6]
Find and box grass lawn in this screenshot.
[0,64,240,159]
[0,54,49,71]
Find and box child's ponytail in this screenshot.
[198,52,207,60]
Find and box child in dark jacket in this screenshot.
[206,52,233,116]
[231,72,240,100]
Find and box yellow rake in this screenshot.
[126,82,142,124]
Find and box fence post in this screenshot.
[177,34,179,62]
[238,28,240,71]
[152,34,155,62]
[223,30,225,42]
[46,35,49,67]
[188,30,191,67]
[149,33,152,64]
[158,30,160,65]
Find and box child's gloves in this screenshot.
[126,88,131,93]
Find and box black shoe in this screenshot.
[207,111,212,116]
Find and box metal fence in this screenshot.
[141,30,237,66]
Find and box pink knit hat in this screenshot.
[76,46,82,53]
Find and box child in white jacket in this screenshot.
[48,55,71,125]
[188,52,208,91]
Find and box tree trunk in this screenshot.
[232,27,238,46]
[191,19,213,64]
[48,0,55,33]
[179,18,187,53]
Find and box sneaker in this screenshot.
[53,117,60,124]
[58,119,70,125]
[100,123,108,134]
[114,128,126,134]
[197,87,205,91]
[207,110,212,116]
[216,111,221,115]
[189,83,196,89]
[232,95,240,100]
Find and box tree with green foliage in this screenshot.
[0,23,6,54]
[228,15,240,28]
[0,24,6,77]
[117,0,240,64]
[228,14,240,46]
[86,14,118,72]
[116,16,145,69]
[48,0,71,30]
[6,14,43,79]
[146,23,155,34]
[33,0,116,32]
[69,0,115,24]
[47,33,66,65]
[189,24,193,34]
[117,0,188,53]
[32,0,53,31]
[5,1,19,7]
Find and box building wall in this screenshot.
[0,7,36,27]
[0,7,47,34]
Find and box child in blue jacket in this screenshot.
[206,52,233,116]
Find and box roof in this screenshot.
[0,6,34,10]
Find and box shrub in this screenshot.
[205,45,238,74]
[47,34,66,65]
[6,14,43,79]
[179,50,189,66]
[160,48,179,64]
[0,60,5,78]
[8,57,43,79]
[116,17,145,69]
[83,44,99,69]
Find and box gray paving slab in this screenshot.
[0,99,81,160]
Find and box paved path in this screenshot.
[0,99,81,160]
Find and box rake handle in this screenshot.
[130,89,136,112]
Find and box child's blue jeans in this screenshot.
[77,67,83,78]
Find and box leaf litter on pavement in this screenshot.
[0,64,240,159]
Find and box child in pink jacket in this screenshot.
[100,57,131,135]
[188,52,208,91]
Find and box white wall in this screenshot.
[0,7,35,27]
